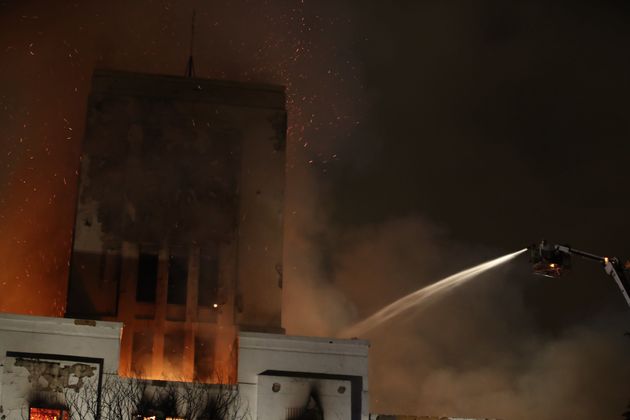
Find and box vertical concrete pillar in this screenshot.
[184,246,200,380]
[152,244,168,378]
[213,326,237,382]
[215,241,238,382]
[118,241,138,376]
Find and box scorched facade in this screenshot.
[65,69,287,382]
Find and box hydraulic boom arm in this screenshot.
[529,240,630,308]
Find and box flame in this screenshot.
[29,408,68,420]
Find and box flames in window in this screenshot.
[29,407,69,420]
[136,417,185,420]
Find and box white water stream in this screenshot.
[340,248,527,338]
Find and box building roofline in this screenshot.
[0,312,122,339]
[239,331,369,345]
[94,68,286,93]
[90,68,287,110]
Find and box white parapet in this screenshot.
[238,331,369,420]
[0,313,122,419]
[0,313,122,369]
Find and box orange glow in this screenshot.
[119,326,237,384]
[29,407,68,420]
[0,151,74,317]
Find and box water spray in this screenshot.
[340,248,527,338]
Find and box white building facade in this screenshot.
[0,313,370,420]
[0,313,122,419]
[238,332,369,420]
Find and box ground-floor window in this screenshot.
[29,407,69,420]
[136,417,185,420]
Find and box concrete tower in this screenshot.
[66,69,286,381]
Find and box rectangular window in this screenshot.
[164,331,185,376]
[131,331,153,376]
[29,408,68,420]
[136,250,158,303]
[194,335,215,382]
[167,254,188,305]
[139,417,185,420]
[286,408,303,419]
[198,254,219,307]
[102,249,121,284]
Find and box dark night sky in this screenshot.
[326,0,630,329]
[2,1,630,419]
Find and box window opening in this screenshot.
[136,250,158,302]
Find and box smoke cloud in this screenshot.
[283,2,630,418]
[2,1,630,419]
[285,212,630,419]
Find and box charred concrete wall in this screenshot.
[66,69,286,381]
[0,313,121,420]
[238,332,370,420]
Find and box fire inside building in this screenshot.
[0,69,369,420]
[0,68,494,420]
[65,69,287,383]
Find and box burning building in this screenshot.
[0,67,509,420]
[0,68,372,420]
[65,69,287,382]
[0,313,370,419]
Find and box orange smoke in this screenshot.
[0,146,78,317]
[0,0,361,319]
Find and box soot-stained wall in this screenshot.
[66,69,286,380]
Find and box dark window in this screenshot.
[198,254,219,307]
[136,251,158,303]
[167,254,188,305]
[194,335,214,382]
